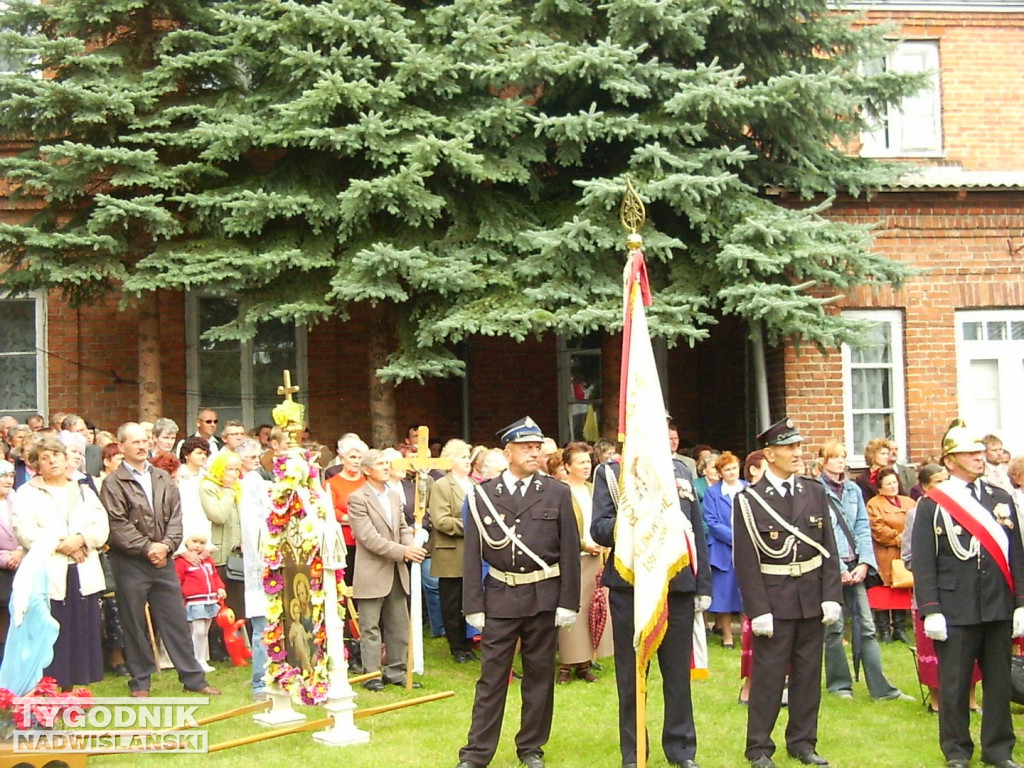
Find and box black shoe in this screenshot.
[789,752,828,766]
[623,764,637,768]
[983,761,1024,768]
[453,652,471,663]
[521,752,544,768]
[390,679,422,689]
[946,761,970,768]
[749,756,775,768]
[590,660,603,671]
[455,763,482,768]
[113,663,130,677]
[670,761,700,768]
[362,678,386,692]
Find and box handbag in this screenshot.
[890,557,914,589]
[225,547,245,582]
[1011,655,1024,705]
[100,550,117,594]
[0,567,12,604]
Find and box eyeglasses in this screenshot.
[202,419,219,424]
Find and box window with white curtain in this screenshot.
[0,292,46,420]
[842,310,906,466]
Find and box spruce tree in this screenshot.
[0,0,922,431]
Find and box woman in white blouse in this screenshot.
[556,442,612,683]
[13,437,108,688]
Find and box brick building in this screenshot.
[786,0,1024,466]
[1,0,1020,462]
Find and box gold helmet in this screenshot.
[940,418,986,457]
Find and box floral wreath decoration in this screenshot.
[262,451,344,705]
[0,677,92,732]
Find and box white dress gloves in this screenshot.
[924,613,948,642]
[1013,606,1024,638]
[821,601,842,626]
[465,612,485,631]
[694,595,712,613]
[555,608,578,628]
[750,613,774,637]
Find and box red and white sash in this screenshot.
[928,481,1013,593]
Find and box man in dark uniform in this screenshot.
[912,420,1024,768]
[591,453,711,768]
[732,418,842,768]
[455,417,581,768]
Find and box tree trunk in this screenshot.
[600,331,622,443]
[137,292,163,422]
[367,307,397,449]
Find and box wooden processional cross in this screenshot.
[391,427,452,689]
[391,426,452,517]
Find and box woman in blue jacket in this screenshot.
[701,451,745,648]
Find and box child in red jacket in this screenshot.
[176,532,226,673]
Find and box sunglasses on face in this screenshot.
[202,419,219,424]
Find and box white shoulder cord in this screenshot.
[935,505,980,562]
[737,493,798,560]
[468,487,512,551]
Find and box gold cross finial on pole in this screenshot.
[278,370,300,402]
[620,175,646,251]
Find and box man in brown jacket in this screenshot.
[101,422,219,698]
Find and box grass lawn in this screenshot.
[80,633,1021,768]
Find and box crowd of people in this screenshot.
[1,408,1023,768]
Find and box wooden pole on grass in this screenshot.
[207,717,335,752]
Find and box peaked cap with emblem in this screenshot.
[496,416,545,446]
[941,418,986,457]
[757,417,803,448]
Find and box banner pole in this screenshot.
[636,665,647,768]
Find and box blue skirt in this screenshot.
[46,565,104,689]
[709,565,744,614]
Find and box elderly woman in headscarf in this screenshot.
[200,450,243,621]
[12,437,108,689]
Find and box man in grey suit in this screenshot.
[347,449,427,691]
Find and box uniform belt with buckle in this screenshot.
[488,564,561,586]
[759,554,823,577]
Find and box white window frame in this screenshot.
[0,290,47,419]
[955,309,1024,455]
[841,309,907,467]
[185,292,307,428]
[861,39,943,158]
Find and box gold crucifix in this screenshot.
[278,369,300,402]
[272,369,305,449]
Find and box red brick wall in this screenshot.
[43,290,188,431]
[466,334,559,446]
